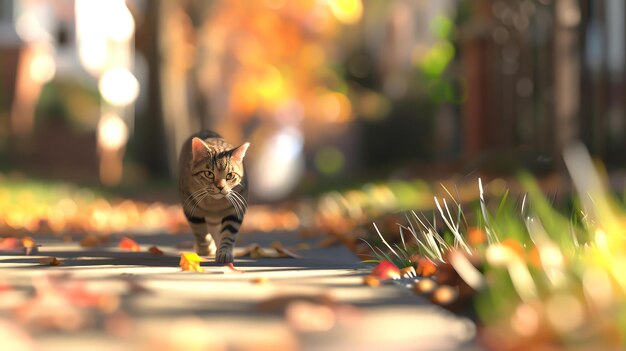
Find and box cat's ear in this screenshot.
[231,142,250,163]
[191,137,210,162]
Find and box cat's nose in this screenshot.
[216,179,226,190]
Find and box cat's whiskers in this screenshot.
[230,190,248,210]
[185,193,208,216]
[230,194,245,219]
[233,190,248,208]
[228,192,246,215]
[183,188,208,208]
[189,192,209,217]
[226,194,242,219]
[232,192,247,219]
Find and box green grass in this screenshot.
[366,145,626,349]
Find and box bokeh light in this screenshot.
[315,147,345,175]
[327,0,363,25]
[97,113,128,151]
[98,68,140,106]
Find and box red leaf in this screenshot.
[118,237,140,252]
[0,238,20,250]
[226,262,246,274]
[370,261,400,280]
[148,246,164,255]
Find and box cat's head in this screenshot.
[190,137,249,198]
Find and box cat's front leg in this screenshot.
[188,216,216,256]
[215,215,242,264]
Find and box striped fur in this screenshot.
[178,131,249,264]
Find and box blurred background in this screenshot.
[1,0,625,209]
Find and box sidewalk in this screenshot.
[0,231,480,351]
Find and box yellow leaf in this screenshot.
[22,236,37,255]
[179,252,208,272]
[22,236,35,249]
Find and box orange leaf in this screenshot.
[416,257,438,277]
[148,246,164,255]
[501,238,525,258]
[370,261,400,280]
[363,275,381,287]
[179,252,208,272]
[467,227,487,246]
[118,237,140,252]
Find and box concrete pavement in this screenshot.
[0,231,480,351]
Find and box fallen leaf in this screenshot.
[370,261,400,280]
[363,275,380,287]
[251,277,269,285]
[414,278,437,294]
[80,234,104,248]
[0,237,20,250]
[431,285,459,305]
[148,246,164,255]
[271,242,302,258]
[22,237,36,255]
[13,275,120,331]
[38,257,64,266]
[226,262,246,274]
[119,237,140,252]
[250,246,280,258]
[179,252,208,272]
[416,257,438,277]
[235,243,301,259]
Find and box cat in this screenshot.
[178,130,250,264]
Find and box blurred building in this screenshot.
[459,0,626,170]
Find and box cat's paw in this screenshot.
[215,250,234,264]
[195,242,216,256]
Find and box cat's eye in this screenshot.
[226,172,235,180]
[203,171,215,179]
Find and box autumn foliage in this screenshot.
[179,252,208,272]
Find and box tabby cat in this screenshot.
[178,131,250,264]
